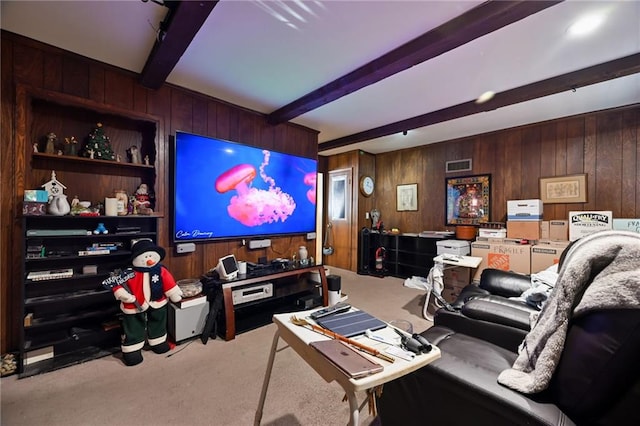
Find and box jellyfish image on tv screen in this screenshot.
[172,131,318,242]
[216,150,303,227]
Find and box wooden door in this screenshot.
[325,168,353,270]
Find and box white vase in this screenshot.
[298,246,308,265]
[48,194,71,216]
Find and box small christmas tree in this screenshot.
[81,123,115,161]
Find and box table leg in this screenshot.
[254,329,281,426]
[347,391,360,426]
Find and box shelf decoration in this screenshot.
[81,123,115,161]
[45,132,57,154]
[446,174,491,226]
[127,145,141,164]
[64,136,78,156]
[41,171,70,216]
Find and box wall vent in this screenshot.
[446,159,472,173]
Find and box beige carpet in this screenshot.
[1,267,432,426]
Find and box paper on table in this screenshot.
[433,254,482,268]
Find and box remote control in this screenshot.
[309,302,351,320]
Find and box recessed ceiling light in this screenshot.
[475,91,495,104]
[567,14,604,36]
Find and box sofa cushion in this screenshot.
[461,296,534,330]
[549,309,640,424]
[378,326,573,426]
[479,268,531,297]
[449,284,490,310]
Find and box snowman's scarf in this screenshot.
[133,264,164,301]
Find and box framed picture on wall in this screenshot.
[539,174,587,203]
[397,183,418,211]
[446,174,491,225]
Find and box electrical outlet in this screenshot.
[365,212,370,219]
[176,243,196,253]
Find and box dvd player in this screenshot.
[231,282,273,305]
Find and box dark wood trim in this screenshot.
[267,0,562,124]
[140,1,220,89]
[319,53,640,152]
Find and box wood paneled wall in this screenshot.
[2,31,638,353]
[372,106,639,234]
[0,31,319,351]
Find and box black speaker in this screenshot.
[326,274,341,292]
[358,227,371,274]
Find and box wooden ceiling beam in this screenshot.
[140,0,219,89]
[318,53,640,153]
[267,0,562,124]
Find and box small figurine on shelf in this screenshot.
[45,132,57,154]
[33,142,39,153]
[87,148,95,159]
[93,223,108,234]
[144,155,150,166]
[64,136,78,156]
[116,154,122,163]
[127,145,141,164]
[134,183,153,215]
[128,196,136,215]
[102,239,182,366]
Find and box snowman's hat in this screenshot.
[131,239,165,261]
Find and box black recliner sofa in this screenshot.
[434,268,537,351]
[434,239,575,351]
[377,231,640,426]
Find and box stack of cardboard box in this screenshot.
[506,199,544,241]
[440,200,630,292]
[470,204,622,280]
[436,240,471,302]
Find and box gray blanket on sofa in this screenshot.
[497,230,640,394]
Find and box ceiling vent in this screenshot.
[446,159,472,173]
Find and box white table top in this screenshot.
[272,308,440,392]
[433,254,483,268]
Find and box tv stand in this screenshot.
[202,264,328,341]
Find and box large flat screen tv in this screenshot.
[173,131,318,243]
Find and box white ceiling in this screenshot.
[2,0,639,156]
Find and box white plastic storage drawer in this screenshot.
[436,239,470,256]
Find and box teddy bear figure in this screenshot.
[134,183,153,215]
[104,239,182,366]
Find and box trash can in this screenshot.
[326,274,341,306]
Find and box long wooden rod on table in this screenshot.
[290,316,395,363]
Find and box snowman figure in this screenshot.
[108,239,182,366]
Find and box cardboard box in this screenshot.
[471,241,531,281]
[569,211,613,241]
[474,237,522,244]
[507,220,542,240]
[436,240,470,256]
[443,266,471,288]
[613,218,640,234]
[442,286,464,303]
[541,221,550,240]
[549,220,569,241]
[478,228,507,239]
[507,199,543,220]
[531,241,570,273]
